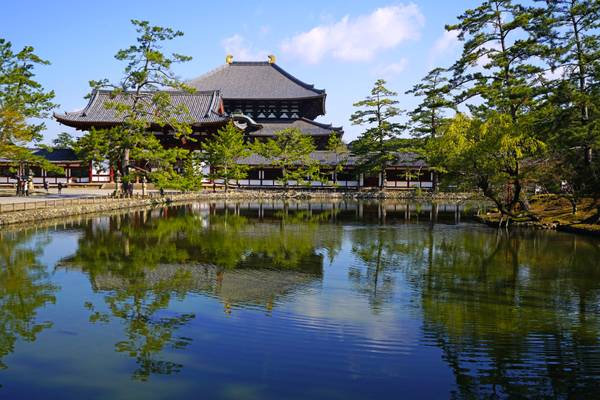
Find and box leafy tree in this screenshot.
[253,128,320,191]
[80,20,194,195]
[326,134,349,184]
[0,38,59,173]
[201,121,250,192]
[350,79,403,189]
[426,113,545,219]
[446,0,546,212]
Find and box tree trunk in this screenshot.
[122,148,130,196]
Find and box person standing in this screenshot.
[57,182,63,194]
[43,181,49,193]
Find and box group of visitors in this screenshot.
[14,176,63,196]
[15,176,34,196]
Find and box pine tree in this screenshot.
[253,128,320,191]
[446,0,545,213]
[81,20,194,195]
[406,68,454,139]
[350,79,403,189]
[0,38,58,172]
[534,0,600,210]
[202,121,250,192]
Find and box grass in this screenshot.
[481,194,600,236]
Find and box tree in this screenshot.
[326,134,349,185]
[426,113,545,220]
[253,128,320,191]
[350,79,403,189]
[201,121,250,192]
[51,132,76,149]
[533,0,600,216]
[80,20,194,195]
[538,0,600,164]
[406,68,455,190]
[446,0,546,212]
[406,68,454,139]
[0,38,59,173]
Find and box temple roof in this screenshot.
[248,118,342,137]
[32,148,81,162]
[188,62,325,100]
[237,151,426,167]
[54,90,226,129]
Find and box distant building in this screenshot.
[3,56,433,189]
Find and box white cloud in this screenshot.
[373,59,408,79]
[221,34,269,61]
[281,4,425,64]
[428,30,460,66]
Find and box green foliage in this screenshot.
[326,134,349,182]
[253,128,321,189]
[532,0,600,200]
[427,113,545,214]
[79,20,194,193]
[350,79,404,187]
[0,38,59,171]
[406,68,454,139]
[201,121,250,191]
[51,132,76,149]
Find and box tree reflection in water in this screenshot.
[0,230,57,372]
[60,203,338,380]
[413,229,600,398]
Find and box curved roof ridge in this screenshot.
[298,117,343,131]
[270,63,324,94]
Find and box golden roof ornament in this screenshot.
[268,54,276,64]
[226,54,233,64]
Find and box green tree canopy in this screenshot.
[350,79,404,188]
[77,20,195,194]
[0,38,59,172]
[201,121,250,192]
[253,128,320,190]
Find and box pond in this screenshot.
[1,201,599,399]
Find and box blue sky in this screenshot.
[2,0,476,142]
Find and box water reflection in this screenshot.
[58,204,340,380]
[0,231,57,371]
[0,200,599,398]
[415,229,600,398]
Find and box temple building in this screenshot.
[1,56,433,189]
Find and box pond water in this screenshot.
[1,201,600,399]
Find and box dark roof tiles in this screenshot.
[188,62,325,100]
[54,90,226,128]
[249,118,342,137]
[237,151,426,167]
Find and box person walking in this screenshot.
[57,182,63,194]
[43,181,49,193]
[28,178,35,196]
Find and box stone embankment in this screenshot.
[0,190,482,228]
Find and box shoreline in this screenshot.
[1,190,598,238]
[0,190,482,228]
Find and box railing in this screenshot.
[0,191,180,214]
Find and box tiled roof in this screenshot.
[237,151,426,167]
[54,90,226,128]
[188,62,325,100]
[249,118,342,137]
[32,148,81,162]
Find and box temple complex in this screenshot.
[2,56,433,189]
